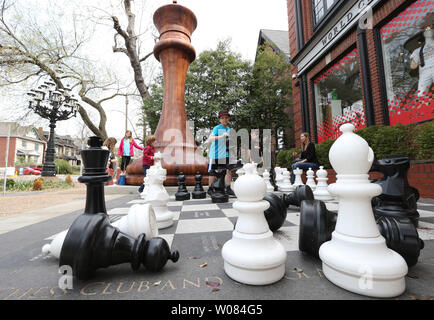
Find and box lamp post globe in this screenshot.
[27,80,79,177]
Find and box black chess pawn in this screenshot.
[370,154,420,227]
[192,172,206,199]
[59,136,179,280]
[209,168,228,203]
[298,199,424,266]
[175,172,190,201]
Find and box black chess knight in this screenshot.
[370,154,420,227]
[208,168,229,203]
[59,136,179,280]
[175,172,190,201]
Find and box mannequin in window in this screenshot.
[410,25,434,97]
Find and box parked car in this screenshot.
[23,167,41,175]
[29,165,43,172]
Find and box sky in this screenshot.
[0,0,289,144]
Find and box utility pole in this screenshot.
[3,123,11,196]
[125,95,128,132]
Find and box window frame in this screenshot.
[311,0,340,28]
[311,44,364,143]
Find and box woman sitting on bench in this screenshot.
[291,132,319,183]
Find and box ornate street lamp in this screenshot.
[27,80,79,176]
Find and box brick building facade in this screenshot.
[287,0,433,145]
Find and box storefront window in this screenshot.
[314,48,366,143]
[380,0,434,125]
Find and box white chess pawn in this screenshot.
[319,123,407,298]
[313,166,334,201]
[293,167,304,187]
[222,163,287,285]
[42,204,158,259]
[279,170,294,192]
[262,169,274,193]
[274,167,283,189]
[144,153,174,229]
[306,167,317,191]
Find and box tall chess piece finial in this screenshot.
[319,123,407,298]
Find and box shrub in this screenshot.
[33,178,43,191]
[55,159,72,174]
[413,121,434,160]
[276,148,300,168]
[315,139,335,169]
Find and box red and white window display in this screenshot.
[380,0,434,125]
[314,48,366,143]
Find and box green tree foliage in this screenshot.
[185,40,252,134]
[238,43,292,134]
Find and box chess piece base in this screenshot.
[154,206,174,229]
[313,191,334,201]
[192,191,206,199]
[211,195,229,203]
[320,231,407,298]
[175,193,190,201]
[222,232,286,285]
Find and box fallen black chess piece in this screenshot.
[298,199,424,267]
[59,136,179,280]
[370,154,420,227]
[263,185,314,232]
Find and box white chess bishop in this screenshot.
[42,204,158,259]
[262,169,274,193]
[319,123,407,298]
[279,169,294,192]
[306,167,317,191]
[222,163,287,285]
[293,167,304,187]
[313,166,334,201]
[144,152,174,229]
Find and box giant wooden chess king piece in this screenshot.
[59,137,179,280]
[126,1,207,186]
[319,123,407,298]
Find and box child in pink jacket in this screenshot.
[118,130,143,174]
